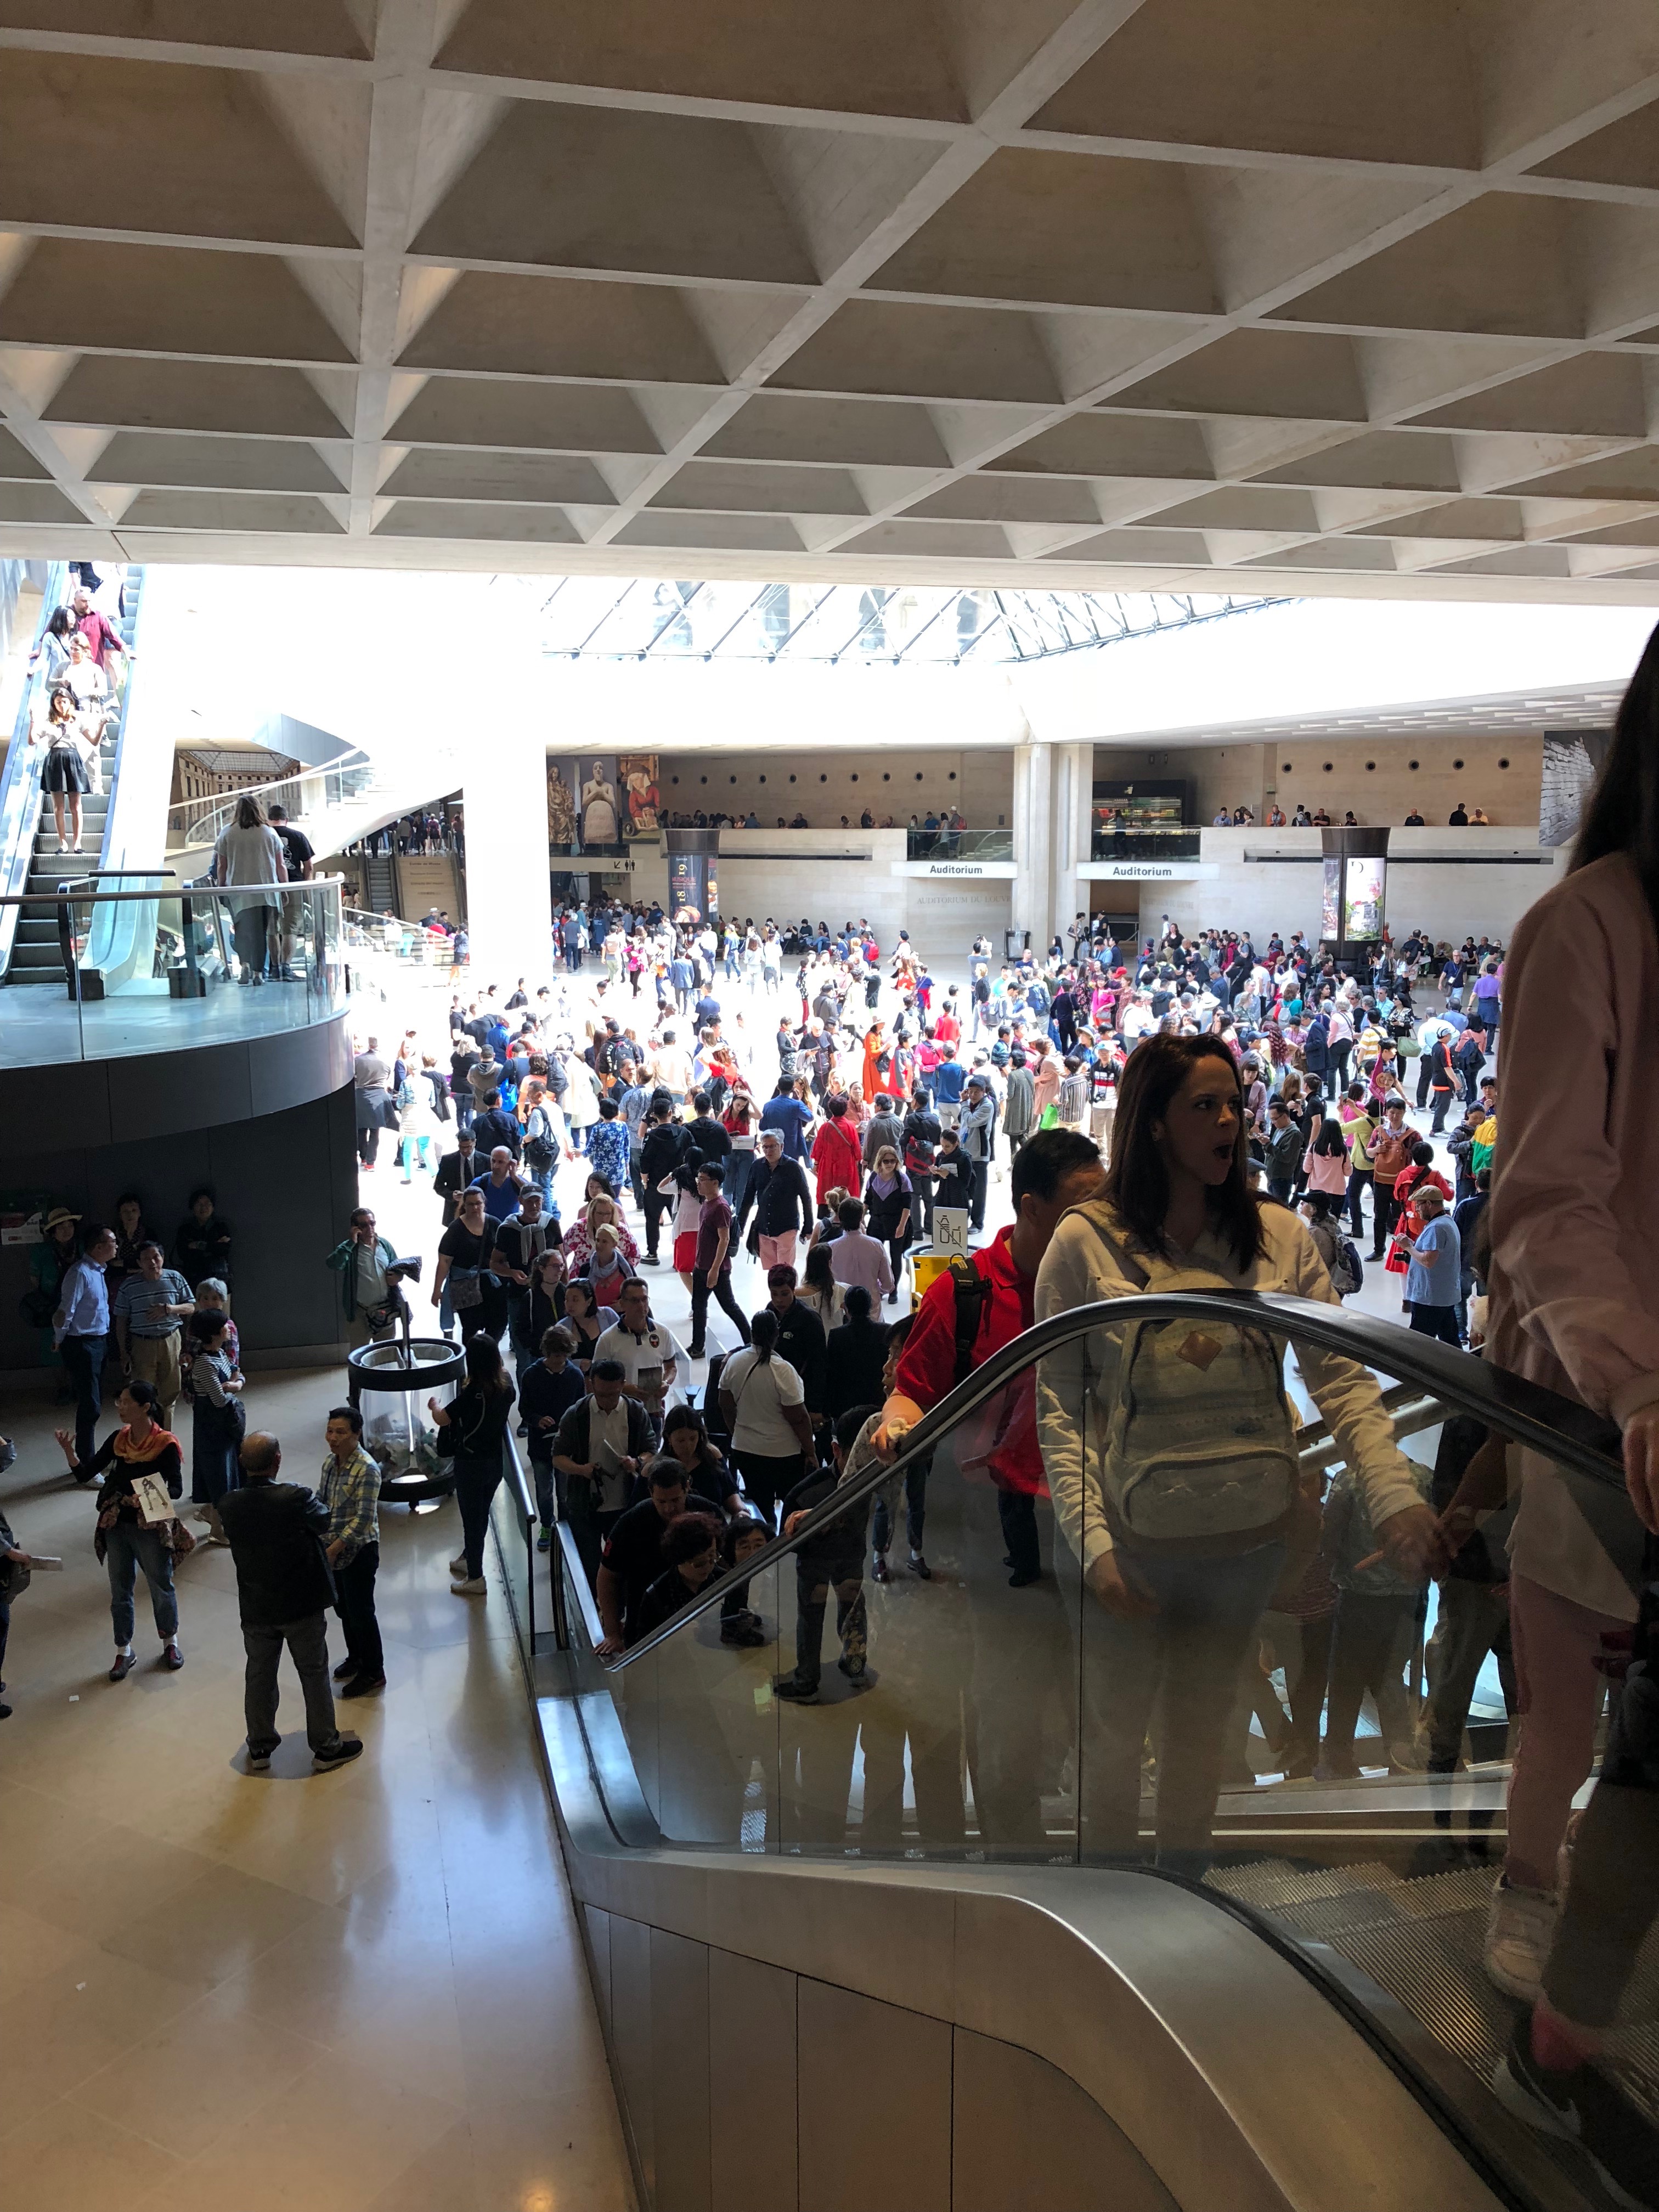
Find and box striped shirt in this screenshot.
[113,1270,194,1338]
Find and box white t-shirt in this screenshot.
[594,1319,684,1402]
[721,1348,805,1455]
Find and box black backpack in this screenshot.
[949,1256,992,1385]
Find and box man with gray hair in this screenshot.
[217,1432,364,1774]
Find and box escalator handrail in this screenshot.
[607,1288,1626,1674]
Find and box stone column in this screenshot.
[1011,741,1052,953]
[1050,740,1093,950]
[464,727,552,989]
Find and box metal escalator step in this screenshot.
[1206,1859,1397,1913]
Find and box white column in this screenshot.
[464,726,552,989]
[1049,740,1092,948]
[1011,741,1052,952]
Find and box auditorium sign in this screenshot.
[1078,860,1218,882]
[891,860,1019,879]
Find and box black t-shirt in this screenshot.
[635,1566,707,1642]
[273,824,314,881]
[438,1222,489,1270]
[601,1499,680,1642]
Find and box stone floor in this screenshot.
[0,1367,636,2212]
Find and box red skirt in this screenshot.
[673,1230,698,1272]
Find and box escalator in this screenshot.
[533,1294,1652,2212]
[0,565,144,984]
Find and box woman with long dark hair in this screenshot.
[430,1334,516,1595]
[1035,1031,1437,1869]
[1478,625,1659,2171]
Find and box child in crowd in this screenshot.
[772,1403,882,1703]
[719,1514,772,1647]
[184,1310,244,1545]
[1318,1455,1432,1779]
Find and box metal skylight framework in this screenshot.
[537,580,1280,665]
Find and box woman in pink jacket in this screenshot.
[1484,624,1659,2192]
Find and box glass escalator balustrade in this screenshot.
[551,1298,1656,2211]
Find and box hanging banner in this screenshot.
[665,828,720,926]
[549,757,622,851]
[618,754,661,840]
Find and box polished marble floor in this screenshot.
[0,1368,636,2212]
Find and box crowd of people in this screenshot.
[12,649,1659,2196]
[1207,800,1498,828]
[24,578,132,853]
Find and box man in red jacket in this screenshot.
[879,1127,1107,1583]
[876,1127,1105,1853]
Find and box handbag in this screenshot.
[449,1265,483,1310]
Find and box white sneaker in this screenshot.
[451,1576,487,1596]
[1483,1876,1558,2000]
[449,1554,467,1576]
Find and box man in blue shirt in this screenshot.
[930,1045,965,1114]
[759,1079,814,1162]
[1404,1188,1462,1347]
[54,1221,116,1464]
[471,1147,529,1224]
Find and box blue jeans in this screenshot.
[529,1163,555,1212]
[1072,1539,1285,1868]
[104,1519,178,1647]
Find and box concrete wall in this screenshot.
[1094,731,1545,832]
[655,748,1014,831]
[1136,826,1564,950]
[0,1082,358,1376]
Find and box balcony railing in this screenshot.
[1089,826,1204,861]
[905,828,1013,861]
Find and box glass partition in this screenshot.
[555,1299,1647,2208]
[0,878,347,1066]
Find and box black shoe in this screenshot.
[1493,2022,1657,2210]
[0,1702,11,1720]
[687,1344,707,1359]
[332,1659,359,1681]
[872,1555,891,1583]
[245,1741,274,1771]
[720,1622,767,1648]
[909,1553,932,1579]
[1007,1568,1040,1588]
[341,1673,386,1699]
[109,1650,137,1681]
[640,1253,659,1266]
[772,1673,821,1703]
[313,1736,365,1772]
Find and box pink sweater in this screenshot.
[1487,851,1659,1615]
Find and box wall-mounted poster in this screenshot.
[618,754,661,840]
[549,757,622,851]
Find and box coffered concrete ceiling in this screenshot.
[8,1,1659,598]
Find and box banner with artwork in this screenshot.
[665,828,720,925]
[618,754,661,840]
[548,757,622,852]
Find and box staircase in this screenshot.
[8,577,141,984]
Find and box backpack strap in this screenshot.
[949,1256,993,1386]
